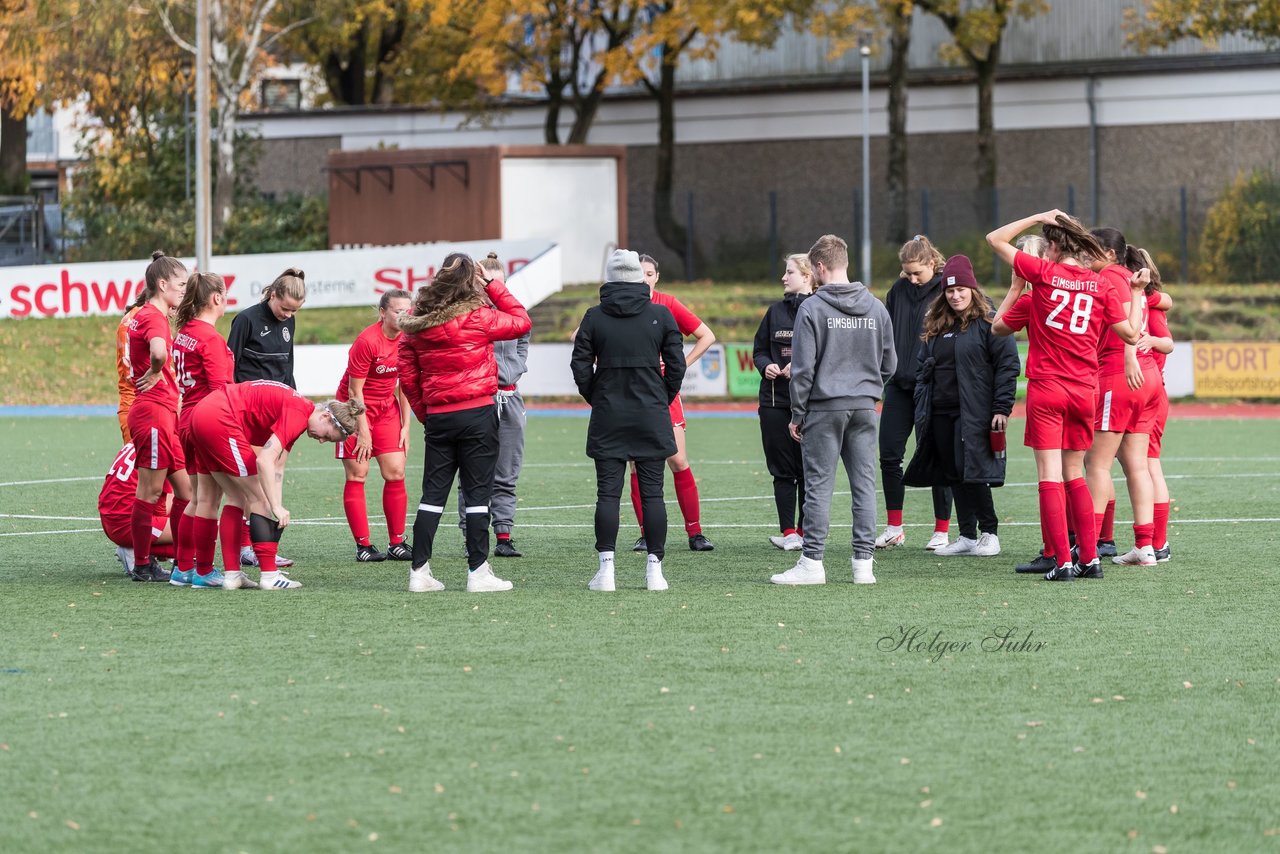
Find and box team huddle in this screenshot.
[100,209,1174,591]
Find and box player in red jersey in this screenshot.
[125,251,190,582]
[172,272,236,588]
[1084,231,1167,567]
[1137,252,1175,563]
[988,211,1146,582]
[189,380,363,590]
[100,442,175,577]
[337,288,414,563]
[630,255,717,552]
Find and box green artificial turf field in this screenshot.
[1,414,1277,852]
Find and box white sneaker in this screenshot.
[240,546,295,569]
[852,556,877,585]
[971,532,1001,556]
[1113,545,1156,566]
[645,555,669,591]
[409,563,444,592]
[934,536,977,556]
[115,545,135,576]
[768,532,804,551]
[589,553,616,591]
[467,562,513,592]
[260,571,303,590]
[924,531,950,551]
[875,526,905,549]
[770,555,826,586]
[223,569,246,590]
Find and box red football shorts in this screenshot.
[189,394,258,478]
[668,393,687,431]
[177,414,206,476]
[1094,367,1162,435]
[127,399,185,472]
[1147,383,1170,458]
[335,399,405,461]
[1024,377,1095,451]
[100,484,172,548]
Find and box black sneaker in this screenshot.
[128,558,153,582]
[1154,544,1171,563]
[1096,539,1118,558]
[494,540,523,558]
[1044,563,1076,582]
[1015,552,1056,574]
[356,544,387,562]
[385,542,413,561]
[688,533,715,552]
[145,558,172,583]
[1075,558,1104,579]
[632,536,647,553]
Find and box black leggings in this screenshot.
[759,406,804,532]
[596,458,666,559]
[411,405,500,570]
[880,382,953,520]
[929,411,997,540]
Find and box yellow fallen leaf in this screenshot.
[722,805,734,813]
[388,786,401,794]
[659,687,670,694]
[920,799,933,808]
[434,784,444,793]
[1182,681,1193,689]
[368,832,378,841]
[1170,805,1178,814]
[1136,790,1148,799]
[930,817,942,827]
[900,758,910,765]
[1152,846,1168,854]
[65,820,80,830]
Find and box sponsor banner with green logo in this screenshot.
[725,344,762,398]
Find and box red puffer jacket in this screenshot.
[397,281,532,420]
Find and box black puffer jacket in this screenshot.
[904,315,1020,487]
[885,274,944,390]
[570,281,687,461]
[751,292,809,409]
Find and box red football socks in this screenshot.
[1100,499,1116,541]
[673,467,701,536]
[253,541,279,574]
[193,516,219,575]
[887,509,903,527]
[240,520,252,549]
[172,498,194,572]
[1065,478,1097,564]
[934,518,950,534]
[131,498,161,565]
[343,480,370,546]
[1038,481,1070,566]
[220,506,246,577]
[383,479,407,544]
[1133,522,1155,550]
[1153,501,1170,549]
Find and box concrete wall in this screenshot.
[253,136,339,198]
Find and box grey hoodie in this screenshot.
[789,281,896,423]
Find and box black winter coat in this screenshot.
[570,281,687,461]
[228,301,296,387]
[886,274,944,390]
[751,292,809,409]
[903,316,1020,487]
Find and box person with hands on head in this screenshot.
[397,253,531,594]
[987,209,1147,582]
[337,288,414,564]
[189,380,361,590]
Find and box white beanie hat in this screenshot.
[606,249,644,284]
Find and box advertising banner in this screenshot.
[724,343,762,398]
[1192,342,1280,398]
[0,239,558,319]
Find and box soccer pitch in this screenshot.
[1,413,1277,852]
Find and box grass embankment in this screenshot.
[3,282,1277,405]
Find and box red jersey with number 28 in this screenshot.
[173,320,235,426]
[127,303,179,407]
[1004,251,1124,385]
[223,380,316,451]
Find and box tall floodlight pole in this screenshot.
[859,32,872,286]
[195,0,212,270]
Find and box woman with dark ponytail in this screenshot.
[124,251,190,582]
[171,272,235,588]
[987,211,1147,582]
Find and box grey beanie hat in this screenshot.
[606,249,644,284]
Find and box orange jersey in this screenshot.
[116,307,140,408]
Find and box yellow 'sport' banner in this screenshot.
[1193,343,1280,397]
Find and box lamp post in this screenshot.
[195,0,211,271]
[859,31,872,287]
